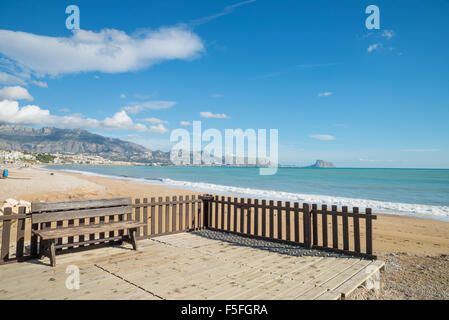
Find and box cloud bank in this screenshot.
[122,100,177,114]
[0,27,204,77]
[200,111,230,119]
[0,86,33,101]
[0,99,168,133]
[0,72,26,85]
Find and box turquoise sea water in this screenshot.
[45,165,449,221]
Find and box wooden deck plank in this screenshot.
[334,260,385,298]
[0,232,382,300]
[272,258,356,299]
[250,257,349,300]
[320,259,372,291]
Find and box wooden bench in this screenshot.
[31,198,145,267]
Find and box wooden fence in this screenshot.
[0,194,376,264]
[204,195,376,259]
[0,206,30,264]
[0,195,207,264]
[131,195,206,239]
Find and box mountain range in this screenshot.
[0,125,335,167]
[0,125,170,163]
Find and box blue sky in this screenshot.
[0,0,448,168]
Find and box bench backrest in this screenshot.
[31,198,132,224]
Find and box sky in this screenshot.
[0,0,448,168]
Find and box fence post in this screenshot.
[365,208,373,255]
[134,199,140,237]
[16,206,26,259]
[312,204,318,247]
[303,203,312,249]
[30,218,38,258]
[202,195,210,229]
[1,207,12,261]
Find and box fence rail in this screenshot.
[0,206,31,263]
[204,195,376,259]
[132,195,205,240]
[0,194,377,265]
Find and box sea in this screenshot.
[44,165,449,222]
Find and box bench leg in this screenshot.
[37,239,44,259]
[130,228,138,250]
[49,240,56,267]
[38,239,48,259]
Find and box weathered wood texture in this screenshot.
[0,232,384,300]
[0,206,31,264]
[31,198,131,213]
[27,197,142,267]
[132,195,204,240]
[1,194,377,265]
[33,221,146,240]
[206,197,376,259]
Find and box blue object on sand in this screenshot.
[2,169,8,178]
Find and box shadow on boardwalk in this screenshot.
[190,229,349,259]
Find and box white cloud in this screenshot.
[200,111,230,119]
[0,86,33,101]
[381,30,395,40]
[0,27,204,77]
[0,72,26,85]
[0,99,167,133]
[367,43,382,53]
[138,117,168,124]
[122,100,177,114]
[180,121,192,126]
[120,94,126,99]
[101,110,143,131]
[318,91,333,97]
[121,105,143,114]
[211,93,224,98]
[147,123,169,134]
[31,80,48,88]
[308,134,336,141]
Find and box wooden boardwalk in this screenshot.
[0,231,384,300]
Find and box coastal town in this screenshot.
[0,149,165,166]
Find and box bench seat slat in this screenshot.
[32,205,132,224]
[31,198,131,213]
[33,221,146,240]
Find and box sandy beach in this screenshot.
[1,166,448,299]
[2,166,448,256]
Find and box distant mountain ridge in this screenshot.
[0,125,170,163]
[305,160,335,168]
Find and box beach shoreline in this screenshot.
[1,166,448,256]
